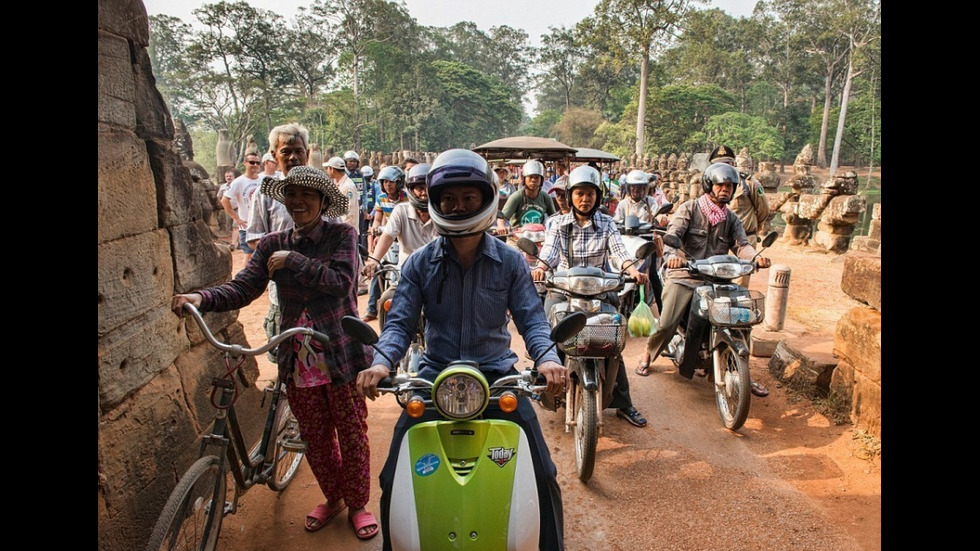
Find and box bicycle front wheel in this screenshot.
[267,400,305,491]
[144,455,227,551]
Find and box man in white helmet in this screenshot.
[496,159,556,233]
[357,148,567,551]
[531,165,650,428]
[343,150,371,249]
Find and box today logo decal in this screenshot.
[487,447,516,468]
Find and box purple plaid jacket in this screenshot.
[199,218,373,385]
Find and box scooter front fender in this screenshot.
[389,420,539,550]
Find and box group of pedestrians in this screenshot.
[173,127,772,549]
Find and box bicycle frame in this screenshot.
[144,304,323,551]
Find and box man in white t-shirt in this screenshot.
[221,151,263,263]
[324,156,360,233]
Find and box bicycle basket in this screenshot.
[705,289,765,327]
[553,310,627,356]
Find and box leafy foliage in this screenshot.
[145,0,881,171]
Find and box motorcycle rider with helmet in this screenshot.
[362,165,408,322]
[343,150,370,249]
[531,165,650,428]
[362,163,438,327]
[640,162,771,377]
[356,148,566,550]
[496,159,557,233]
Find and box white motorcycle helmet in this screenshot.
[426,149,498,237]
[566,165,603,217]
[361,165,373,178]
[623,169,649,196]
[343,150,360,162]
[522,159,545,179]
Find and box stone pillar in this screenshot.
[764,265,791,331]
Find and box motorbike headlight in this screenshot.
[432,364,489,420]
[700,262,752,279]
[523,230,545,242]
[555,275,617,295]
[568,298,602,312]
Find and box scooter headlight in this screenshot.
[432,364,490,420]
[522,230,545,242]
[553,275,618,295]
[700,261,753,279]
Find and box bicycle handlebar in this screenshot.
[182,302,329,356]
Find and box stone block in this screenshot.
[98,0,150,46]
[98,131,158,243]
[829,358,855,404]
[172,219,233,293]
[816,220,855,235]
[852,370,881,439]
[868,219,881,240]
[768,339,838,397]
[98,230,174,337]
[134,48,176,141]
[871,202,881,220]
[98,306,185,409]
[150,140,204,229]
[749,332,779,357]
[97,32,136,129]
[813,231,852,253]
[797,194,832,219]
[833,307,881,383]
[849,236,880,255]
[820,194,866,225]
[98,366,198,551]
[841,254,882,311]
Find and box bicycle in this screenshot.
[144,303,328,551]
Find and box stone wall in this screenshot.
[98,2,265,550]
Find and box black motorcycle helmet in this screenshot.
[406,163,431,211]
[701,162,740,203]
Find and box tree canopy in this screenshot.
[148,0,880,171]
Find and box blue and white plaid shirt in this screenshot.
[537,212,633,271]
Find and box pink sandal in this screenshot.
[349,510,379,540]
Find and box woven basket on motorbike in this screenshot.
[704,289,766,327]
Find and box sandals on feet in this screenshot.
[305,501,347,532]
[634,360,651,377]
[751,381,769,397]
[349,510,380,540]
[616,407,647,428]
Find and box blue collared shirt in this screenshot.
[375,233,561,376]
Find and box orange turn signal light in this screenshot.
[383,299,392,312]
[498,392,518,413]
[406,396,426,418]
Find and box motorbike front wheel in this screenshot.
[713,342,752,430]
[573,381,598,482]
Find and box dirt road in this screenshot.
[217,238,880,551]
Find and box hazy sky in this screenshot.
[142,0,759,46]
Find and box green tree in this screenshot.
[699,111,784,161]
[426,60,522,149]
[582,0,703,156]
[640,84,736,153]
[536,26,584,111]
[552,107,606,148]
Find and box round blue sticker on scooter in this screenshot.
[414,453,440,476]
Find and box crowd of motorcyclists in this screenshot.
[174,121,773,549]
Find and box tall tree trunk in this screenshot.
[634,47,649,157]
[829,56,855,178]
[817,72,832,168]
[353,53,362,150]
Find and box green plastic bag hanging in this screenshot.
[627,285,658,337]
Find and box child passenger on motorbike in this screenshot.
[530,165,651,428]
[356,148,567,550]
[637,163,771,377]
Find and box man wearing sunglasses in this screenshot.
[221,152,263,263]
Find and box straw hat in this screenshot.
[260,166,348,219]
